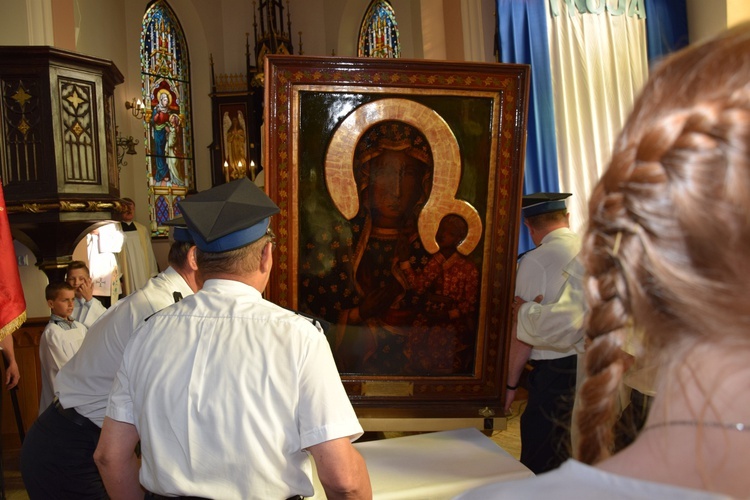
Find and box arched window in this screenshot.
[141,0,194,236]
[358,0,400,58]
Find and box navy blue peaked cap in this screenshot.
[521,192,572,218]
[177,178,280,252]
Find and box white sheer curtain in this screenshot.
[546,8,649,233]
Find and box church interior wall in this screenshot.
[0,1,30,46]
[1,0,738,317]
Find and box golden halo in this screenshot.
[325,98,482,255]
[156,88,172,106]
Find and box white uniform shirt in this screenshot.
[39,317,87,414]
[71,296,107,328]
[516,257,585,353]
[454,459,730,500]
[107,279,363,499]
[515,227,581,360]
[56,266,194,426]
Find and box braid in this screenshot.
[577,25,750,464]
[576,190,639,463]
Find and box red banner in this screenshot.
[0,183,26,340]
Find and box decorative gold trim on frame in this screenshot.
[6,200,123,214]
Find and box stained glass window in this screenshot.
[358,0,400,58]
[141,0,195,236]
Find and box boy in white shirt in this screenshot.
[65,261,107,328]
[38,282,87,415]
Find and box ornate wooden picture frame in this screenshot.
[265,55,529,416]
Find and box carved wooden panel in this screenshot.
[0,77,47,187]
[58,78,100,184]
[1,318,45,452]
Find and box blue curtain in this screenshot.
[496,0,688,254]
[645,0,689,66]
[497,0,559,254]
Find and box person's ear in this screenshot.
[187,245,199,271]
[47,299,55,309]
[259,241,273,274]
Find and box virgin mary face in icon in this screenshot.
[354,120,433,230]
[368,149,428,229]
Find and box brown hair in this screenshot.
[195,231,274,277]
[576,25,750,464]
[46,281,75,301]
[167,241,193,269]
[524,209,568,231]
[65,260,90,277]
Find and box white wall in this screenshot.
[0,0,31,45]
[421,0,448,60]
[685,0,750,43]
[14,242,48,318]
[727,0,750,27]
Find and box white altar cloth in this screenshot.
[311,427,533,499]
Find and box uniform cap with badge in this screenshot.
[177,178,280,252]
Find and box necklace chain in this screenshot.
[642,420,750,433]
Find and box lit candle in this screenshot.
[224,160,229,183]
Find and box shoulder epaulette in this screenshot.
[516,248,536,261]
[145,291,183,322]
[282,307,331,335]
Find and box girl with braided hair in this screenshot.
[457,23,750,500]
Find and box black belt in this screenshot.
[145,493,302,500]
[145,494,209,500]
[53,398,97,429]
[529,354,577,367]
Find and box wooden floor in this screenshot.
[490,398,524,460]
[1,451,28,500]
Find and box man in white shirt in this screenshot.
[20,225,200,499]
[65,261,107,328]
[95,178,371,500]
[505,193,583,474]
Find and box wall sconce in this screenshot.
[116,130,139,169]
[125,98,146,120]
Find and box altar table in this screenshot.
[311,427,533,499]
